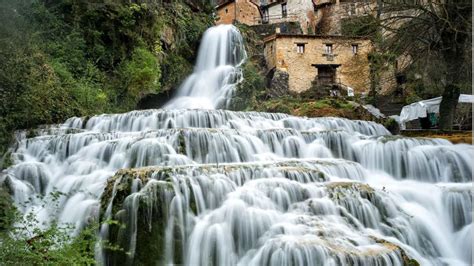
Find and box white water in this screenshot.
[1,25,472,265]
[164,25,246,109]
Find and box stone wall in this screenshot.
[251,22,302,37]
[264,0,316,34]
[314,0,377,35]
[216,2,236,24]
[216,0,261,26]
[264,34,372,93]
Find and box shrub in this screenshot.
[230,62,265,111]
[0,191,97,265]
[119,47,161,102]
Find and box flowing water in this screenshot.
[164,25,246,109]
[1,25,472,265]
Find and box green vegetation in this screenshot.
[231,24,385,122]
[0,186,15,231]
[0,188,97,264]
[0,0,213,157]
[228,23,266,111]
[252,97,374,120]
[344,2,472,129]
[401,130,472,145]
[230,62,265,111]
[382,117,400,134]
[341,15,379,39]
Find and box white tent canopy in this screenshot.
[399,94,474,129]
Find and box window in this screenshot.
[297,43,305,54]
[282,3,287,18]
[225,8,228,14]
[262,8,269,23]
[352,44,358,55]
[325,44,333,54]
[349,3,356,16]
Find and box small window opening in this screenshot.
[352,44,359,55]
[325,44,333,54]
[297,43,305,54]
[282,3,288,18]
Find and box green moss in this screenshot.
[1,151,14,170]
[229,23,266,111]
[0,186,15,232]
[26,129,37,139]
[178,131,186,154]
[133,183,173,265]
[404,258,421,266]
[100,161,339,264]
[230,61,265,111]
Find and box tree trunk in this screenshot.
[438,84,460,130]
[437,3,471,131]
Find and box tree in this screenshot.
[378,0,472,130]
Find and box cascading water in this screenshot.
[164,25,246,109]
[1,25,472,266]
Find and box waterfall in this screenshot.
[164,25,246,109]
[1,25,472,266]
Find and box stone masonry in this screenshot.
[262,0,317,34]
[264,33,372,94]
[216,0,261,26]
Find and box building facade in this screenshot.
[264,33,372,93]
[313,0,377,35]
[260,0,317,33]
[216,0,261,25]
[216,0,377,34]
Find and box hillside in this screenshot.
[0,0,213,157]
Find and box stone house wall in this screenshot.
[251,22,303,36]
[263,0,317,34]
[216,0,261,26]
[264,34,372,93]
[314,0,377,35]
[258,0,377,35]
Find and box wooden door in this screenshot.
[317,66,335,85]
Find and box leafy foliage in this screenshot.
[0,189,97,265]
[118,47,162,109]
[377,1,472,129]
[341,15,379,39]
[0,0,213,157]
[230,62,265,111]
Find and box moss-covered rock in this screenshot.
[370,237,420,266]
[99,159,337,263]
[100,169,176,265]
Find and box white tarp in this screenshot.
[347,87,354,97]
[399,94,474,129]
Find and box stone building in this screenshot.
[313,0,377,35]
[216,0,378,34]
[256,0,376,34]
[216,0,261,25]
[259,0,317,33]
[264,33,372,94]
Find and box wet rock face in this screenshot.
[136,92,173,110]
[100,166,427,265]
[268,69,290,98]
[101,172,174,265]
[4,108,472,265]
